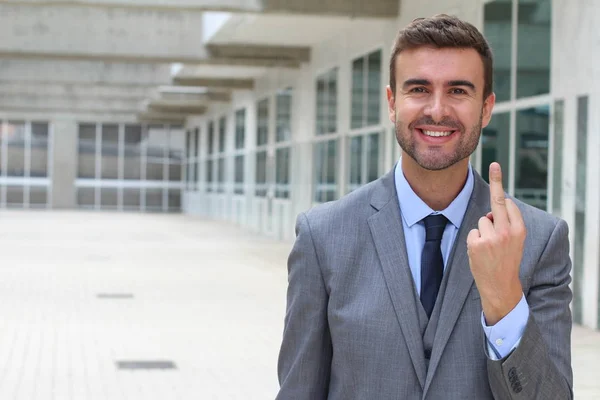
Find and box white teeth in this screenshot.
[422,130,453,137]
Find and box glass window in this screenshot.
[275,147,290,199]
[6,186,24,206]
[208,122,215,155]
[77,187,95,207]
[314,139,338,202]
[234,155,244,194]
[145,189,163,211]
[218,117,226,153]
[551,99,564,216]
[6,121,26,177]
[255,151,267,197]
[366,132,380,182]
[146,162,164,181]
[316,68,338,136]
[351,58,365,130]
[515,105,549,210]
[29,187,47,208]
[78,123,97,179]
[367,51,382,126]
[206,159,213,192]
[257,99,269,146]
[481,112,510,187]
[235,109,245,149]
[168,190,181,211]
[123,188,141,208]
[168,164,181,181]
[124,125,142,180]
[194,128,199,158]
[349,136,363,192]
[101,188,118,208]
[573,95,588,325]
[517,0,551,98]
[276,88,293,142]
[30,122,49,178]
[101,124,119,180]
[216,157,225,193]
[484,0,512,102]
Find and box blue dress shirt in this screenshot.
[394,159,529,360]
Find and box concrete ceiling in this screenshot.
[0,0,399,122]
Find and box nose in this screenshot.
[423,93,450,123]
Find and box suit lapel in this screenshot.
[423,172,491,396]
[367,169,427,389]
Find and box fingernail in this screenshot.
[490,162,501,174]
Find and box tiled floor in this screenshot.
[0,210,597,399]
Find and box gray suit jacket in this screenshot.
[277,167,573,399]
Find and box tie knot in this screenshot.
[423,214,448,242]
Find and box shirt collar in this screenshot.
[394,158,474,229]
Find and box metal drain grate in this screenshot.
[116,360,177,370]
[97,293,134,299]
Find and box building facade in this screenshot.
[182,0,600,331]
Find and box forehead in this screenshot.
[395,46,484,86]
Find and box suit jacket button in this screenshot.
[508,367,517,379]
[512,382,523,393]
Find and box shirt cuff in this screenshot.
[481,293,529,360]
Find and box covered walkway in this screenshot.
[0,210,598,399]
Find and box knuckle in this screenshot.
[492,195,506,205]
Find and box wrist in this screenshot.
[481,289,523,326]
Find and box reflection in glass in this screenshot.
[234,155,244,194]
[6,186,24,206]
[208,122,215,155]
[235,109,245,149]
[515,105,549,210]
[351,58,365,130]
[77,188,95,207]
[255,151,267,197]
[257,99,269,146]
[123,188,141,208]
[206,159,213,192]
[517,0,551,98]
[367,51,381,126]
[78,123,97,179]
[168,190,181,211]
[484,0,512,102]
[367,132,380,182]
[218,117,226,152]
[275,147,290,198]
[316,69,338,136]
[573,95,588,325]
[30,122,49,178]
[101,188,118,208]
[6,121,26,177]
[216,157,225,193]
[145,189,163,211]
[29,187,47,207]
[349,136,363,192]
[481,112,510,187]
[314,139,337,202]
[124,125,142,180]
[276,88,293,143]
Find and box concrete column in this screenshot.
[51,118,78,209]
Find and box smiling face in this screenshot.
[387,46,495,171]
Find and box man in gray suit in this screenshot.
[276,14,573,400]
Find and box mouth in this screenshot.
[416,128,457,141]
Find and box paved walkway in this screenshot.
[0,210,598,399]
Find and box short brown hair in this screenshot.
[389,14,494,99]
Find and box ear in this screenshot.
[481,92,496,129]
[386,86,396,124]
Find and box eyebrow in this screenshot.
[402,79,477,92]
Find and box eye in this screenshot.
[450,88,467,95]
[410,87,428,93]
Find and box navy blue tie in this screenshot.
[420,214,448,318]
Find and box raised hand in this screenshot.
[466,162,526,325]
